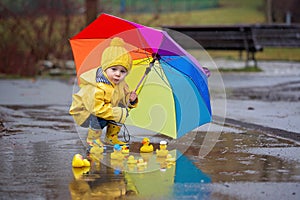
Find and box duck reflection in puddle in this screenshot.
[69,150,211,199]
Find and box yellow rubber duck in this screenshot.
[122,145,130,154]
[72,166,90,179]
[140,137,154,153]
[137,158,147,171]
[127,155,138,164]
[165,154,176,163]
[140,152,153,163]
[156,141,169,157]
[110,159,124,171]
[72,154,91,168]
[110,144,124,160]
[89,145,104,163]
[82,159,91,167]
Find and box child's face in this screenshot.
[105,65,128,85]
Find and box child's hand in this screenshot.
[129,91,137,102]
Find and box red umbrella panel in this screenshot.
[70,13,198,79]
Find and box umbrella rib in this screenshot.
[134,57,152,65]
[153,61,172,89]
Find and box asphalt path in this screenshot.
[0,60,299,199]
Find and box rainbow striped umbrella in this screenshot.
[70,13,211,139]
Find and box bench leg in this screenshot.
[245,50,249,67]
[245,51,258,67]
[251,52,258,68]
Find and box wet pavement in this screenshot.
[0,60,300,199]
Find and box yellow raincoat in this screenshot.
[69,68,137,126]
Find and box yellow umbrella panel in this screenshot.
[126,60,177,139]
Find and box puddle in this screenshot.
[0,102,300,199]
[193,131,300,183]
[69,151,211,199]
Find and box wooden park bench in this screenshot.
[163,24,300,67]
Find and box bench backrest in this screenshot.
[163,24,300,52]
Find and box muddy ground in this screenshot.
[0,60,299,199]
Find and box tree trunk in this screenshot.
[266,0,272,24]
[86,0,98,26]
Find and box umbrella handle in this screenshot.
[134,53,159,92]
[126,58,156,109]
[134,59,155,92]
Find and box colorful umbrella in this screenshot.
[70,13,211,139]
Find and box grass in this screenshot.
[208,48,300,62]
[256,48,300,61]
[123,0,265,26]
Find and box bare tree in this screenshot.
[0,0,84,76]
